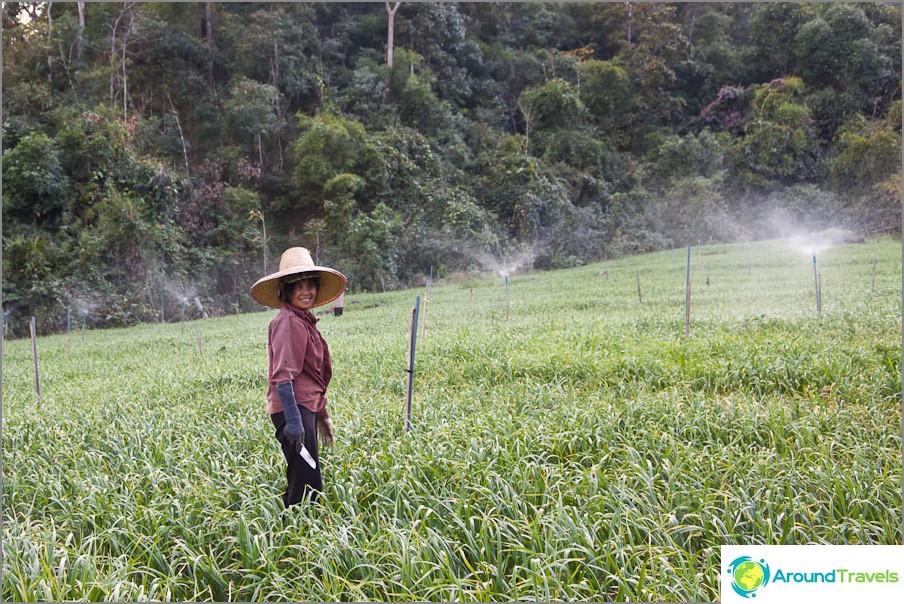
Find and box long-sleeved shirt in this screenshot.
[266,304,332,416]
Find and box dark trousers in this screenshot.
[271,406,322,507]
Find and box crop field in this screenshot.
[2,238,902,601]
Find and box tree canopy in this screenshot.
[2,2,901,334]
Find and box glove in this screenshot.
[318,416,335,447]
[276,382,304,453]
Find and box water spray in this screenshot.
[30,317,41,404]
[405,295,421,433]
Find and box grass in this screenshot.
[2,238,901,601]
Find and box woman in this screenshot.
[250,247,347,506]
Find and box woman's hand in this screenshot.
[318,417,335,446]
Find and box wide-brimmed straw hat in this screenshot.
[250,247,347,309]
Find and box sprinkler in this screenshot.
[82,312,87,341]
[180,300,187,333]
[160,288,166,323]
[66,305,71,361]
[636,269,643,305]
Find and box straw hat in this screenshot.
[251,247,347,309]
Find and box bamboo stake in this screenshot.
[30,317,41,403]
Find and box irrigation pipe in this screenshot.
[30,317,41,404]
[685,245,691,338]
[195,319,204,358]
[812,253,821,314]
[405,295,421,433]
[505,274,510,320]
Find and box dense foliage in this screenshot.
[3,2,901,333]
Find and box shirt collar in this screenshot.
[283,304,318,325]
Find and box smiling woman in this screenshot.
[250,246,347,508]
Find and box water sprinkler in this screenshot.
[82,312,87,341]
[160,289,166,323]
[181,300,187,333]
[67,305,71,361]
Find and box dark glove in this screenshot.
[318,416,335,447]
[277,382,304,452]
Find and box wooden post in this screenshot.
[30,317,41,403]
[405,295,421,433]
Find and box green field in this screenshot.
[2,238,901,602]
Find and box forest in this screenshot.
[2,2,901,334]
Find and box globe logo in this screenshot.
[727,556,771,598]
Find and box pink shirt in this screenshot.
[266,305,332,415]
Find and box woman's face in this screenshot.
[287,278,319,310]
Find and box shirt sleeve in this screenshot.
[269,312,309,385]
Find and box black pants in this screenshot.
[271,406,322,507]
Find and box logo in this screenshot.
[727,556,771,598]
